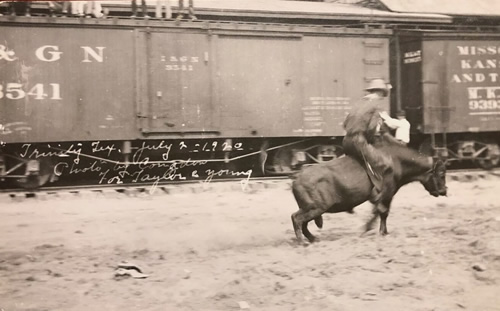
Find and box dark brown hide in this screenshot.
[291,134,446,243]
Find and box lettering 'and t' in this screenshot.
[451,44,500,114]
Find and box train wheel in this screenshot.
[14,158,55,189]
[418,138,449,158]
[270,146,296,173]
[418,138,435,156]
[316,144,343,162]
[477,143,500,170]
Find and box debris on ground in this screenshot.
[114,261,149,279]
[472,263,486,272]
[238,301,250,309]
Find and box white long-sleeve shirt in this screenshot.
[380,113,411,144]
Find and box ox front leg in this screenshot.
[379,210,389,235]
[363,205,379,234]
[378,199,392,235]
[291,211,305,243]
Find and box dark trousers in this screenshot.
[9,2,31,16]
[131,0,147,16]
[178,0,195,17]
[179,0,194,10]
[343,133,394,202]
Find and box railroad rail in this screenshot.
[0,176,291,201]
[1,168,499,201]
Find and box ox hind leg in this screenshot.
[363,198,393,235]
[378,198,393,235]
[291,209,325,243]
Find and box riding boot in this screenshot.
[369,188,382,204]
[24,3,31,17]
[49,6,56,17]
[188,7,197,20]
[369,165,394,204]
[62,2,70,17]
[378,166,395,203]
[131,0,144,17]
[188,0,196,20]
[9,3,16,16]
[141,0,149,18]
[176,0,184,20]
[131,0,137,17]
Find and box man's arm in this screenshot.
[379,111,402,129]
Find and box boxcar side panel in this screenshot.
[215,34,303,137]
[422,39,500,133]
[0,26,136,143]
[138,30,215,134]
[214,34,390,138]
[301,36,390,137]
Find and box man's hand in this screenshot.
[379,111,390,120]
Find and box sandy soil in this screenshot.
[0,178,499,311]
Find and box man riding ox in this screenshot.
[342,78,394,205]
[290,78,447,243]
[290,133,447,243]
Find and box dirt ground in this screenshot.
[0,178,499,311]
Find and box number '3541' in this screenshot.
[0,83,61,100]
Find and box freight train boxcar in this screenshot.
[399,32,500,169]
[0,17,391,188]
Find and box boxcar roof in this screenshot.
[380,0,500,17]
[99,0,451,23]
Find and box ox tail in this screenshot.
[314,216,323,229]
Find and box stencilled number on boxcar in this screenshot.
[161,55,199,71]
[469,99,500,110]
[0,83,62,100]
[165,64,194,71]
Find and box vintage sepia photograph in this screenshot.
[0,0,499,310]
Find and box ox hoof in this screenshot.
[294,240,309,247]
[307,236,320,243]
[360,229,376,237]
[362,226,374,235]
[363,220,377,234]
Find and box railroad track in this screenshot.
[447,167,500,181]
[0,176,292,200]
[1,168,499,201]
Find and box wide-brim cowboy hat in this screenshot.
[365,78,392,95]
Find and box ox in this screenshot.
[291,133,447,243]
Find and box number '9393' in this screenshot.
[0,83,61,100]
[469,99,500,110]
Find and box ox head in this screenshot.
[421,157,447,197]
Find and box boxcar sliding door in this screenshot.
[137,30,216,135]
[214,34,303,137]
